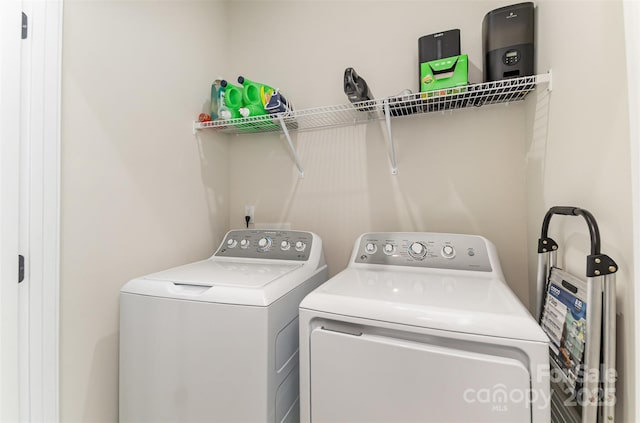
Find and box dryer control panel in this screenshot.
[354,232,492,272]
[215,230,313,261]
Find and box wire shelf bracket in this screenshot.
[383,100,398,175]
[277,115,304,178]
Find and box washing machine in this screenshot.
[299,232,550,423]
[119,229,328,423]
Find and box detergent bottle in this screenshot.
[219,80,243,120]
[237,76,276,117]
[210,78,223,119]
[217,82,230,120]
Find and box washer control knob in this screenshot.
[365,242,377,254]
[226,239,238,248]
[239,239,250,249]
[383,243,395,255]
[441,245,456,259]
[257,237,272,252]
[280,240,291,251]
[295,241,306,252]
[408,242,427,260]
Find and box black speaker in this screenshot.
[482,2,535,82]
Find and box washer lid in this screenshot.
[143,259,301,288]
[120,259,306,306]
[300,267,548,343]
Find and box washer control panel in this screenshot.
[354,232,492,272]
[215,230,313,261]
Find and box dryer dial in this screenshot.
[408,242,428,260]
[441,245,456,259]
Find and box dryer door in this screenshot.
[310,327,532,423]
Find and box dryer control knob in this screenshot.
[257,237,272,252]
[365,243,377,254]
[227,239,238,248]
[280,240,291,251]
[240,239,250,249]
[441,245,456,259]
[295,241,306,252]
[408,242,427,260]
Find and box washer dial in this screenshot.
[239,239,250,249]
[257,237,273,252]
[365,243,377,254]
[383,243,395,255]
[295,241,307,252]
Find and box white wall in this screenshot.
[526,0,634,420]
[226,0,533,304]
[60,1,229,421]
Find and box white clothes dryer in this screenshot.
[299,232,550,423]
[120,229,328,423]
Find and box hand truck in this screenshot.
[535,207,617,423]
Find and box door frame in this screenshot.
[18,1,63,421]
[1,0,64,421]
[0,1,23,421]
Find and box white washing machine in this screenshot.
[119,229,328,423]
[299,232,550,423]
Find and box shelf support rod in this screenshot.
[383,100,398,175]
[277,115,304,178]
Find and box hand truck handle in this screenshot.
[538,206,618,277]
[540,206,600,254]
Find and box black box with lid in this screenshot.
[482,2,535,82]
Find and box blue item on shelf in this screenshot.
[265,90,293,114]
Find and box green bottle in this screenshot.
[220,80,243,119]
[237,76,276,116]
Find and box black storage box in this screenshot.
[482,2,535,82]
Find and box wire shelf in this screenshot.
[194,73,551,135]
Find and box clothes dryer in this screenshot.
[299,232,550,423]
[120,229,327,423]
